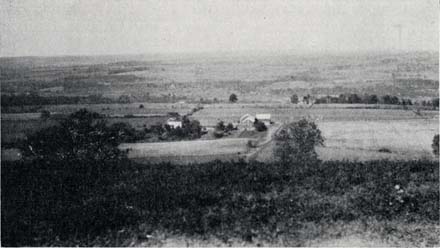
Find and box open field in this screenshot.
[119,138,251,164]
[1,119,58,145]
[254,119,438,162]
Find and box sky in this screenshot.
[0,0,438,57]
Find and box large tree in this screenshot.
[274,118,324,166]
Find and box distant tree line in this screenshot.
[1,93,113,107]
[291,93,439,108]
[1,92,190,108]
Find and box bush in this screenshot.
[290,94,299,104]
[226,123,235,131]
[253,119,267,132]
[229,93,238,103]
[432,134,439,156]
[215,121,226,131]
[213,130,224,138]
[378,148,392,153]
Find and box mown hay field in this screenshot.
[254,119,439,162]
[120,138,251,164]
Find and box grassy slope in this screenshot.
[1,159,438,246]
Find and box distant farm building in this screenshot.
[166,117,182,128]
[239,114,256,130]
[255,114,272,126]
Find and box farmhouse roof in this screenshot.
[255,114,271,120]
[240,114,255,123]
[167,117,181,122]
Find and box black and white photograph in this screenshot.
[1,0,439,246]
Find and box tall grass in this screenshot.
[1,159,438,246]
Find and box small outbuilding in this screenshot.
[255,114,271,126]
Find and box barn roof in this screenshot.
[240,114,255,123]
[256,114,271,120]
[167,117,181,122]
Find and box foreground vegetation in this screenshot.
[2,158,438,246]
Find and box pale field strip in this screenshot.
[119,138,250,158]
[319,119,438,153]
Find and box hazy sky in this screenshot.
[0,0,438,57]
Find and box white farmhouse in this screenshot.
[239,114,256,130]
[166,117,182,128]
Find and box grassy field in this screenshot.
[1,119,58,145]
[120,138,251,164]
[254,119,438,162]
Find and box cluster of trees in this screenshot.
[312,94,412,105]
[139,117,203,142]
[22,109,128,163]
[213,121,236,138]
[159,116,203,141]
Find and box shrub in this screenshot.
[253,119,267,132]
[213,130,224,138]
[139,104,144,109]
[290,94,299,104]
[378,148,392,153]
[432,134,439,156]
[226,123,234,131]
[216,121,226,131]
[229,93,238,103]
